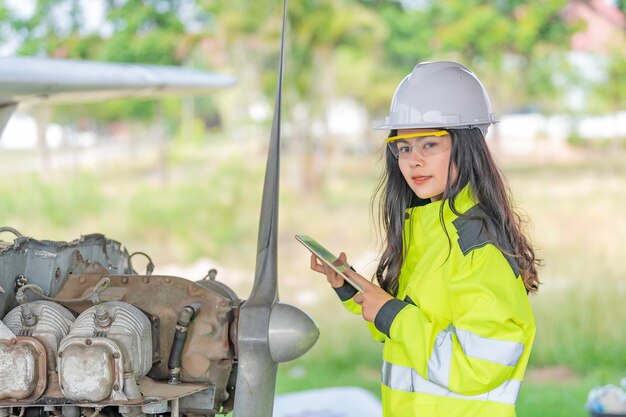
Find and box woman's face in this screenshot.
[392,128,455,202]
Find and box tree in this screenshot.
[0,0,84,57]
[588,46,626,115]
[0,0,216,182]
[0,0,208,122]
[284,0,386,190]
[201,0,388,191]
[359,0,577,115]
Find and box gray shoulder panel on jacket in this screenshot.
[452,205,521,278]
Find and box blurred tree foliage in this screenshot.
[0,0,610,185]
[588,47,626,115]
[0,0,584,118]
[0,0,205,123]
[361,0,578,114]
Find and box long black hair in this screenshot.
[372,128,540,296]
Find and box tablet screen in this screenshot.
[295,234,363,292]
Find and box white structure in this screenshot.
[274,386,382,417]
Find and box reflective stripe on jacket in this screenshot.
[336,186,536,417]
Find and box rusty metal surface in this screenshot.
[0,336,47,401]
[0,273,237,410]
[55,274,235,384]
[137,377,209,401]
[0,376,210,407]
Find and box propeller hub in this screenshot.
[268,302,319,363]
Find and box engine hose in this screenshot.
[168,305,198,384]
[129,251,155,275]
[0,226,23,238]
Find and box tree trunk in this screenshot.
[34,106,52,180]
[154,102,168,185]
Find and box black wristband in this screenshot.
[334,281,358,301]
[374,299,409,338]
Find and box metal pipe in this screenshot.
[90,292,111,328]
[15,291,37,327]
[62,406,80,417]
[171,398,179,417]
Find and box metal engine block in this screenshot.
[0,230,237,416]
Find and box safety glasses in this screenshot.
[387,130,450,160]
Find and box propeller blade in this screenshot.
[233,1,288,416]
[234,2,319,415]
[247,0,287,308]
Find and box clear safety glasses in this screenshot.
[386,130,450,160]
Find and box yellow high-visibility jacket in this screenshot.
[335,186,535,417]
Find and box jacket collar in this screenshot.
[407,184,478,228]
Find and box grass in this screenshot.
[0,140,624,416]
[516,368,625,417]
[506,154,626,373]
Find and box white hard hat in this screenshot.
[376,61,497,136]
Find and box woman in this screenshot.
[311,61,538,417]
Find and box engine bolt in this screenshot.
[142,276,150,284]
[113,384,120,391]
[113,352,120,359]
[163,277,171,284]
[121,277,129,284]
[58,351,63,357]
[85,339,92,345]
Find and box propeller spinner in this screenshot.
[233,1,320,416]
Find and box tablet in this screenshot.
[295,234,363,292]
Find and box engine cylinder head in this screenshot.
[67,301,152,377]
[58,301,152,402]
[3,301,75,368]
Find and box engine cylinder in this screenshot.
[0,335,47,400]
[3,300,75,369]
[58,301,152,402]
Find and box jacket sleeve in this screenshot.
[334,283,386,342]
[376,244,532,395]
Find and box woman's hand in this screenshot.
[310,252,347,288]
[345,270,394,323]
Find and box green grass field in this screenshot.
[0,140,624,416]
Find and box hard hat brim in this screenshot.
[374,120,498,131]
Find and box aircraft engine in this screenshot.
[0,231,237,416]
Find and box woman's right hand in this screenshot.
[310,252,348,288]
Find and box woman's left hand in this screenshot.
[343,269,394,323]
